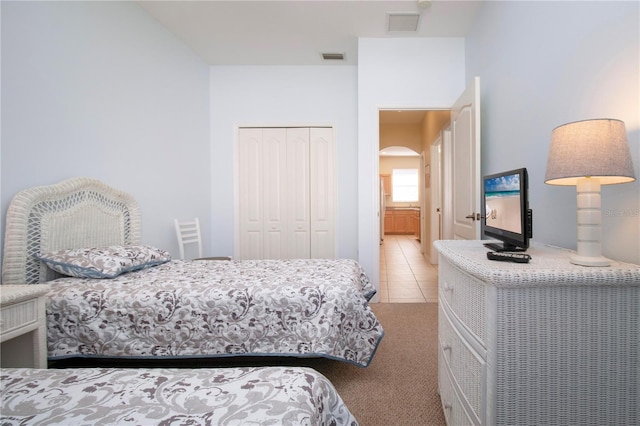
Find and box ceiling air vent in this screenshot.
[387,12,420,32]
[322,52,345,61]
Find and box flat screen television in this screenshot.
[482,167,532,252]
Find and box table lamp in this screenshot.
[545,119,636,266]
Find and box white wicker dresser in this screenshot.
[434,240,639,426]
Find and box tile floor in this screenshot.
[379,234,439,303]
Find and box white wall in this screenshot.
[0,1,211,267]
[5,1,634,281]
[209,66,358,258]
[466,1,640,264]
[357,38,466,300]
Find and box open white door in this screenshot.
[430,136,442,263]
[450,77,481,240]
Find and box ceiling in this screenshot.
[138,0,483,66]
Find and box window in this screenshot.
[392,169,419,202]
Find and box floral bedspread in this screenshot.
[46,259,384,367]
[1,366,358,425]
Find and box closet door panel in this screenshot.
[262,128,287,259]
[310,127,335,258]
[238,129,264,259]
[238,126,334,260]
[287,128,311,258]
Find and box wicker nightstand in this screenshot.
[434,240,640,426]
[0,284,50,368]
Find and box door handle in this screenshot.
[465,213,481,221]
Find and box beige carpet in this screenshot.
[307,303,446,426]
[51,303,446,425]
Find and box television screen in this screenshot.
[482,168,531,252]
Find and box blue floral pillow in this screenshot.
[36,245,171,279]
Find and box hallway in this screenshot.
[379,234,438,303]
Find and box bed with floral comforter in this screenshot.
[1,178,383,368]
[1,366,358,425]
[45,257,383,367]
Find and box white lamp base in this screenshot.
[573,177,611,267]
[570,253,611,267]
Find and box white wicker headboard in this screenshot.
[2,177,141,285]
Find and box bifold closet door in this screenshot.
[286,128,311,258]
[238,128,288,260]
[238,127,334,260]
[309,127,335,258]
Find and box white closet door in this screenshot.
[310,127,335,258]
[238,128,287,259]
[238,127,334,260]
[238,128,263,259]
[286,128,311,258]
[261,128,288,259]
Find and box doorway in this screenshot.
[378,110,450,256]
[377,110,450,303]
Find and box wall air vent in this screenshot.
[321,52,345,61]
[387,12,420,32]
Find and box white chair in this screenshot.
[174,218,231,261]
[174,218,203,260]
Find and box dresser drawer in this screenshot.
[439,304,484,423]
[0,299,39,339]
[438,338,476,426]
[439,258,486,344]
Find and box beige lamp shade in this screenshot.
[545,119,636,185]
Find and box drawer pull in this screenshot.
[443,281,454,292]
[444,402,452,410]
[443,343,451,351]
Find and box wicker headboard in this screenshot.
[2,177,141,285]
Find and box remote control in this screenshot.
[487,251,531,263]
